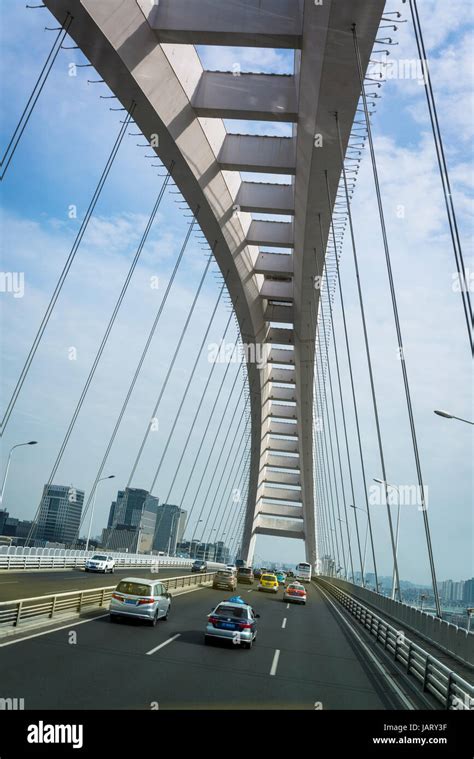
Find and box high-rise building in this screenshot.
[439,579,454,602]
[0,510,8,534]
[110,488,150,529]
[107,500,117,529]
[463,578,474,605]
[103,488,158,553]
[153,504,186,554]
[453,581,465,601]
[35,484,84,545]
[215,541,230,563]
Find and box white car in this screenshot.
[85,554,115,573]
[226,564,237,574]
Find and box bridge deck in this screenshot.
[0,582,418,709]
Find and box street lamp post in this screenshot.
[374,478,401,601]
[336,517,349,580]
[190,519,203,557]
[0,441,38,505]
[434,409,474,425]
[349,504,369,587]
[467,608,474,634]
[170,509,183,557]
[85,475,114,552]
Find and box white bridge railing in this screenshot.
[0,546,225,572]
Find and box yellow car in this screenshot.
[257,573,279,593]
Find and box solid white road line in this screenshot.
[317,584,415,710]
[286,603,290,609]
[270,649,280,676]
[281,618,287,629]
[146,633,181,656]
[171,586,205,597]
[0,614,110,647]
[0,581,19,584]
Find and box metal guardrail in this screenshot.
[317,578,474,711]
[0,572,216,630]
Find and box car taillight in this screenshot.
[137,597,154,605]
[112,593,123,602]
[208,616,220,626]
[239,622,252,630]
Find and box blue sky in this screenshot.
[0,1,472,584]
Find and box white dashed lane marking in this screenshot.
[270,649,280,676]
[146,633,181,656]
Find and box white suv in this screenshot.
[85,554,115,573]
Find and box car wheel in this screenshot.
[150,610,159,627]
[109,614,117,622]
[164,603,170,620]
[242,639,252,650]
[85,568,89,572]
[204,636,211,646]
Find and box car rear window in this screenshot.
[116,581,152,596]
[216,571,233,578]
[238,568,252,575]
[216,605,248,619]
[262,574,276,582]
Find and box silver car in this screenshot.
[205,600,259,649]
[109,577,171,626]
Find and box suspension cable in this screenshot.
[408,0,473,354]
[156,381,248,553]
[126,234,213,486]
[0,13,73,179]
[315,340,345,574]
[25,168,169,546]
[314,346,341,570]
[148,274,229,493]
[178,360,242,525]
[0,102,136,435]
[321,202,379,589]
[319,221,364,584]
[353,25,441,616]
[313,411,334,563]
[187,385,247,543]
[213,440,251,545]
[326,157,399,600]
[201,414,251,543]
[157,309,236,509]
[319,293,355,581]
[310,291,337,569]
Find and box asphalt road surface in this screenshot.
[0,567,192,602]
[0,581,416,710]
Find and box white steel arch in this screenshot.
[43,0,384,567]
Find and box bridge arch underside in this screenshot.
[44,0,384,566]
